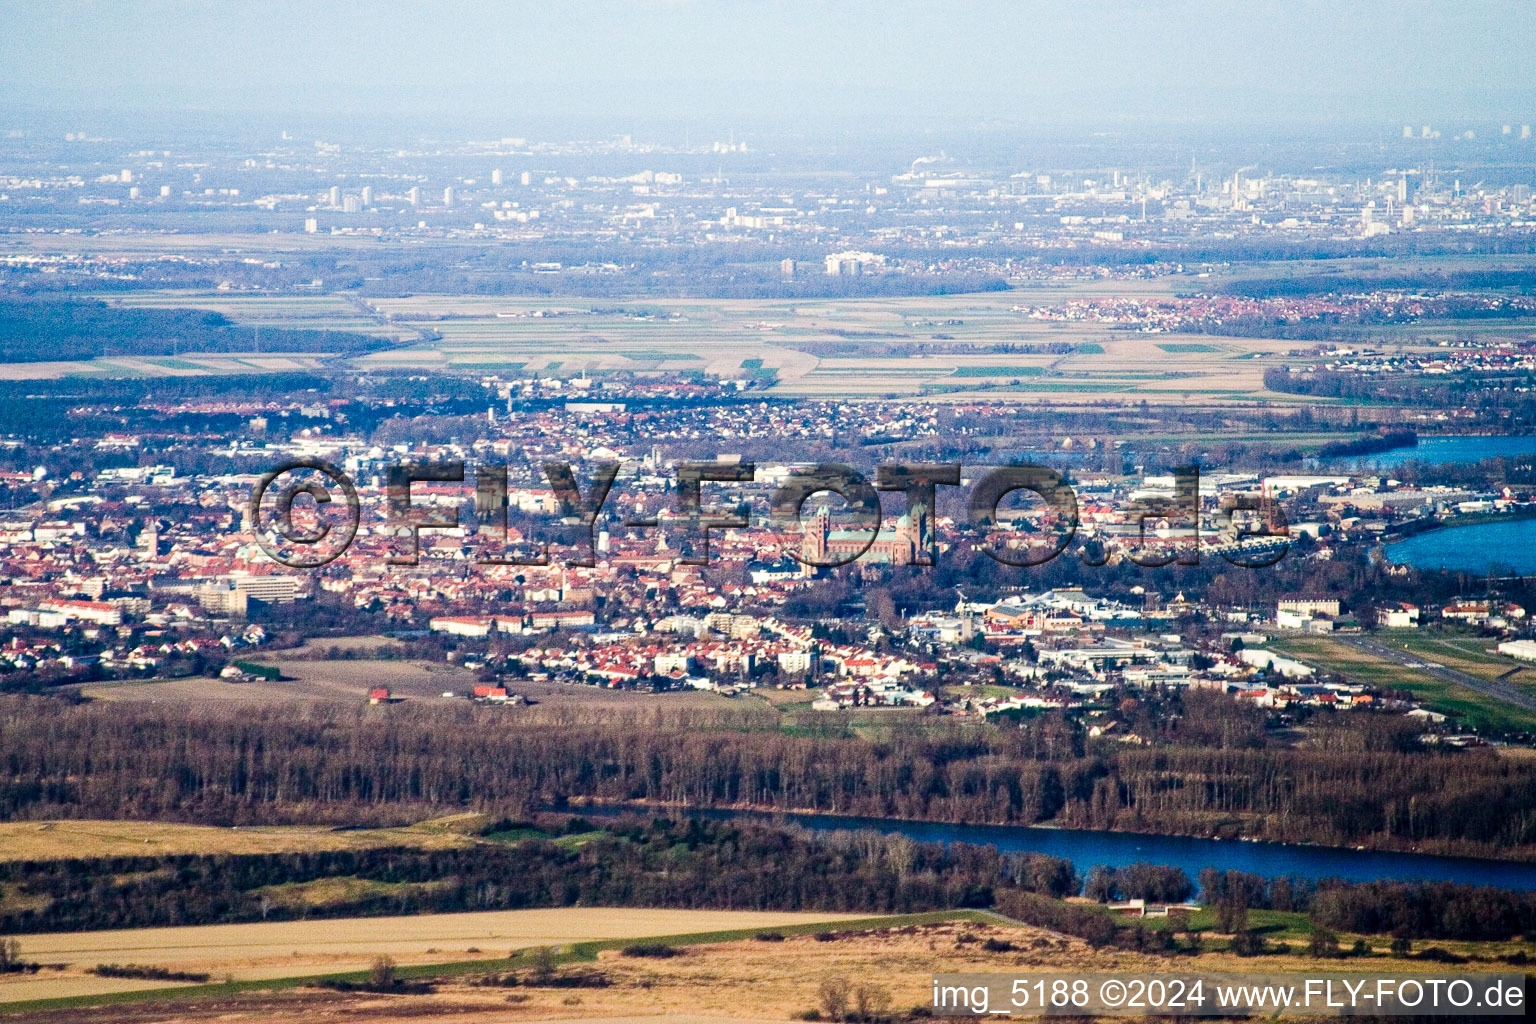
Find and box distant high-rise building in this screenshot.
[1403,125,1414,138]
[781,258,795,278]
[343,195,361,214]
[1422,125,1432,138]
[304,217,318,233]
[159,185,171,197]
[520,171,532,186]
[328,185,341,206]
[360,186,373,206]
[120,168,133,183]
[1504,124,1514,135]
[128,187,140,199]
[491,168,504,185]
[1397,177,1408,203]
[408,186,421,206]
[442,186,455,206]
[1524,125,1533,140]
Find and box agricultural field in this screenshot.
[0,817,483,864]
[78,658,474,704]
[0,353,340,381]
[0,284,1349,407]
[360,293,1308,404]
[9,912,1533,1023]
[77,656,737,712]
[0,907,878,1009]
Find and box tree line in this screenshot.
[0,299,387,362]
[2,815,1529,945]
[0,816,1067,934]
[1,699,1533,858]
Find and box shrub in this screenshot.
[90,964,211,983]
[1230,930,1266,957]
[0,938,37,975]
[620,943,681,959]
[1307,927,1340,959]
[529,945,558,982]
[369,955,396,989]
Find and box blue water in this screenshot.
[1385,518,1536,575]
[1316,435,1536,471]
[580,806,1536,891]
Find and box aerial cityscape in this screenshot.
[0,3,1535,1023]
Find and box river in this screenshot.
[578,805,1536,892]
[1315,435,1536,471]
[1384,517,1536,575]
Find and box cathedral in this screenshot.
[799,500,933,572]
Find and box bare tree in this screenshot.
[368,955,396,989]
[817,975,851,1021]
[853,981,892,1020]
[530,945,558,984]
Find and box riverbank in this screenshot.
[1383,505,1536,542]
[566,801,1536,887]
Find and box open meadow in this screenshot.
[77,655,738,712]
[9,913,1533,1024]
[0,908,878,1010]
[0,818,482,863]
[1381,629,1536,690]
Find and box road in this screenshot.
[1339,636,1536,715]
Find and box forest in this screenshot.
[1217,267,1536,298]
[0,816,1042,934]
[1262,366,1536,422]
[0,298,387,362]
[1,699,1532,859]
[0,815,1529,945]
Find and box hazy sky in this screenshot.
[4,1,1534,127]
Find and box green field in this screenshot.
[1271,635,1536,732]
[950,365,1046,377]
[1382,629,1533,688]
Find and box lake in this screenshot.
[1385,517,1536,575]
[1315,435,1536,471]
[578,805,1536,892]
